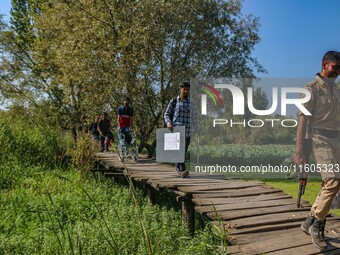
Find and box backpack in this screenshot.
[163,97,177,127]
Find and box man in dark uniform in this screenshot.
[297,51,340,250]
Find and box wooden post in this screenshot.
[147,184,157,204]
[182,194,195,235]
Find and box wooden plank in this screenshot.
[192,186,280,198]
[267,236,340,255]
[172,190,187,197]
[129,172,176,177]
[196,199,309,213]
[127,172,175,176]
[125,166,172,171]
[184,174,226,179]
[233,217,340,242]
[230,227,304,245]
[207,204,310,221]
[151,181,226,187]
[213,221,302,236]
[126,163,165,166]
[223,211,307,230]
[193,193,291,206]
[224,217,340,244]
[148,180,231,189]
[226,245,242,254]
[233,230,315,255]
[177,182,263,193]
[149,178,227,183]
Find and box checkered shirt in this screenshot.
[164,96,199,137]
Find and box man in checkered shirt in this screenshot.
[164,82,199,178]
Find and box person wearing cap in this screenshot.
[164,82,199,178]
[297,51,340,250]
[117,97,133,144]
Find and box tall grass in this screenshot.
[0,117,69,190]
[69,134,96,177]
[0,116,220,254]
[1,170,220,254]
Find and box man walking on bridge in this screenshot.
[164,82,199,178]
[98,112,113,152]
[117,97,133,144]
[297,51,340,250]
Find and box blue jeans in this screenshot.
[118,127,131,144]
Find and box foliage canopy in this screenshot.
[1,0,265,152]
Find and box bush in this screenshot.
[0,117,70,190]
[0,117,68,169]
[69,133,96,175]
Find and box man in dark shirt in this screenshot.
[98,112,113,152]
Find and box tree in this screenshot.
[1,0,265,153]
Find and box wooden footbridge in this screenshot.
[94,152,340,255]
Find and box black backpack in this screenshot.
[163,97,177,127]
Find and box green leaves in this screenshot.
[1,0,264,146]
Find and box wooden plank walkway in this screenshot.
[94,152,340,255]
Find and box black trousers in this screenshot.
[176,137,191,171]
[100,132,114,151]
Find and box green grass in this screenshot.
[0,116,222,254]
[0,167,220,255]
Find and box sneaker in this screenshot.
[309,219,327,250]
[180,170,189,178]
[301,216,315,235]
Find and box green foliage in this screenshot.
[0,169,220,255]
[0,115,69,189]
[1,0,265,152]
[0,116,67,169]
[69,134,96,175]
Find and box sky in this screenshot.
[0,0,339,78]
[242,0,340,78]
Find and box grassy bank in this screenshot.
[1,168,220,254]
